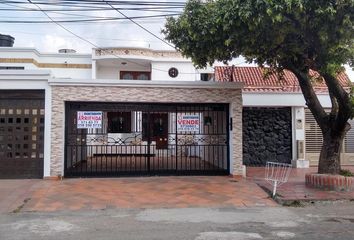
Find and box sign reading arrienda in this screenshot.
[177,114,200,132]
[77,111,102,129]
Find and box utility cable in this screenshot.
[0,14,179,23]
[26,0,203,75]
[102,0,176,49]
[25,0,247,74]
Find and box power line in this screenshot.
[23,0,247,74]
[0,7,183,13]
[0,0,186,11]
[2,29,164,43]
[4,1,186,6]
[0,13,179,23]
[102,0,176,49]
[0,2,182,24]
[0,2,177,24]
[26,0,202,75]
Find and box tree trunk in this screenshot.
[318,128,345,174]
[286,66,351,175]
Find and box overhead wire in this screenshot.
[0,1,182,24]
[0,2,177,25]
[26,0,207,75]
[102,0,176,49]
[3,0,186,6]
[8,0,247,74]
[0,14,180,23]
[2,29,165,43]
[0,0,186,10]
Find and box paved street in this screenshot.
[0,201,353,240]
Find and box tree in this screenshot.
[163,0,354,174]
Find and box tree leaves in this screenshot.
[164,0,354,73]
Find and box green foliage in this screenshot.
[340,169,354,177]
[163,0,354,76]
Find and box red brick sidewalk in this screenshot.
[0,176,276,213]
[247,166,354,203]
[0,179,43,213]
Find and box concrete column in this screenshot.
[92,60,97,79]
[43,86,52,177]
[291,106,309,168]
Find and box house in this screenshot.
[0,38,243,179]
[1,34,352,180]
[214,66,354,168]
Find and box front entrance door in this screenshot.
[143,113,168,149]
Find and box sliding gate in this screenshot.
[65,102,230,177]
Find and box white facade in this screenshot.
[0,46,211,81]
[0,47,92,79]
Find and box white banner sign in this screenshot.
[177,114,200,132]
[77,111,102,129]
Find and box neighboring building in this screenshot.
[215,66,353,168]
[0,44,242,179]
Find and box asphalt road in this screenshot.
[0,201,353,240]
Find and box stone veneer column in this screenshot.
[231,93,244,176]
[50,85,243,177]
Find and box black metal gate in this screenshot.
[65,102,229,177]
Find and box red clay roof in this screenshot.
[214,66,351,93]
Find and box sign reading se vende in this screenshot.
[177,114,200,132]
[77,111,102,129]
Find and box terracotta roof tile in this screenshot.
[214,66,351,93]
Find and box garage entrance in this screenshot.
[0,90,45,178]
[65,102,230,177]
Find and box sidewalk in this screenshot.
[0,176,276,213]
[0,180,44,213]
[247,166,354,204]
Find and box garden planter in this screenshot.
[305,173,354,192]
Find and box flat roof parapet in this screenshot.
[48,78,243,89]
[95,47,183,59]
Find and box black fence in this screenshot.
[65,102,230,177]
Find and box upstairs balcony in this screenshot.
[92,47,204,82]
[94,58,151,80]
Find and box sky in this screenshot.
[0,0,353,80]
[1,0,184,52]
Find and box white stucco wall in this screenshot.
[151,62,199,81]
[0,47,91,64]
[243,92,332,108]
[0,47,92,79]
[0,70,52,177]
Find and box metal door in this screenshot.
[0,90,44,178]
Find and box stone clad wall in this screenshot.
[243,107,292,166]
[50,85,243,176]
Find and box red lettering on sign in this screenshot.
[178,119,199,125]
